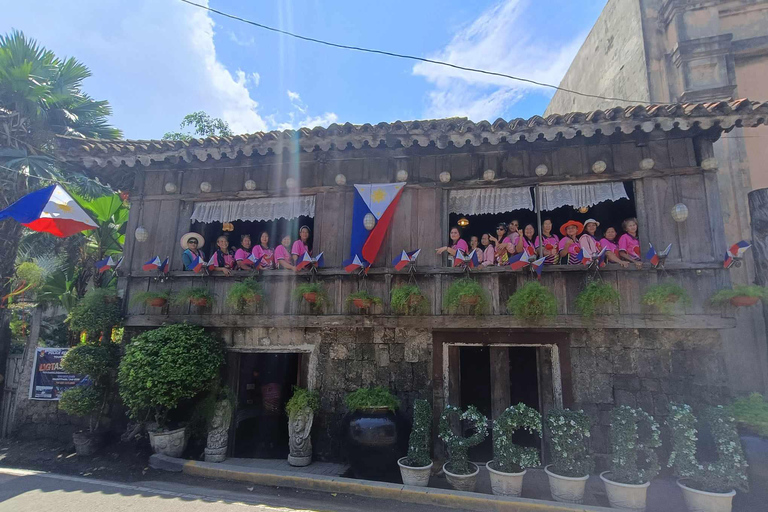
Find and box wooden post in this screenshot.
[490,347,510,421]
[749,189,768,286]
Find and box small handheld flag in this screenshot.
[531,256,546,277]
[247,253,262,268]
[114,256,123,270]
[95,256,115,273]
[191,255,204,273]
[296,251,324,271]
[160,258,170,274]
[509,251,531,270]
[392,249,420,271]
[724,240,751,269]
[142,256,162,271]
[0,184,97,237]
[646,243,672,268]
[345,254,370,273]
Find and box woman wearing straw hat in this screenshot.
[558,220,584,265]
[181,232,205,270]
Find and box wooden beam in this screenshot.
[490,347,510,421]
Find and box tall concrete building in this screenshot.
[547,0,768,395]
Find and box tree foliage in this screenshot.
[162,111,233,141]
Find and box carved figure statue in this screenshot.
[288,406,314,466]
[205,399,233,463]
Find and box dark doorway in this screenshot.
[233,352,300,458]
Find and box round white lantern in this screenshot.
[483,169,495,181]
[439,171,451,183]
[200,181,212,193]
[671,203,689,222]
[591,160,607,174]
[640,158,655,170]
[535,164,548,177]
[701,157,718,171]
[335,173,347,186]
[286,177,297,189]
[396,169,409,182]
[135,226,149,242]
[164,182,177,193]
[244,179,257,191]
[363,213,376,230]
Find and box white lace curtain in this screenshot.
[449,187,534,215]
[538,183,629,211]
[190,195,316,223]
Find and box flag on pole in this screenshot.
[531,257,546,277]
[114,256,123,270]
[191,255,205,273]
[95,256,115,273]
[349,183,405,267]
[142,256,161,271]
[509,251,531,270]
[296,251,324,271]
[724,240,751,268]
[160,258,170,274]
[344,254,369,273]
[0,184,97,237]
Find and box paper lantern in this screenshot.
[591,161,607,174]
[200,181,212,193]
[164,182,177,193]
[135,226,149,242]
[701,158,718,171]
[578,206,589,214]
[483,169,495,181]
[439,171,451,183]
[244,179,257,190]
[671,203,689,222]
[458,217,469,228]
[396,169,409,182]
[535,164,548,176]
[335,174,347,186]
[286,177,297,189]
[363,213,376,230]
[640,158,655,170]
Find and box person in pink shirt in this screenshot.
[251,231,275,270]
[234,234,254,270]
[470,235,483,264]
[558,220,583,265]
[618,217,643,269]
[496,219,520,258]
[275,235,297,270]
[291,225,312,264]
[600,226,629,267]
[480,233,495,267]
[535,219,560,265]
[436,226,468,266]
[578,219,602,259]
[210,235,236,276]
[516,224,537,256]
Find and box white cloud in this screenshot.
[273,90,338,130]
[250,72,261,87]
[286,90,301,102]
[412,0,586,121]
[228,31,255,47]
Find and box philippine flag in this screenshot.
[296,251,324,271]
[344,254,369,273]
[142,256,162,271]
[531,257,546,277]
[467,249,480,269]
[724,240,751,268]
[247,253,262,268]
[160,258,170,274]
[646,244,659,267]
[190,255,204,273]
[349,183,405,266]
[0,184,97,237]
[509,251,531,270]
[95,256,115,273]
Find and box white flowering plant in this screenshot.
[545,409,594,477]
[403,399,432,467]
[439,404,489,475]
[609,405,661,484]
[490,403,542,474]
[667,404,748,493]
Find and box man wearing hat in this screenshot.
[181,232,206,270]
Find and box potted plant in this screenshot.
[600,406,661,511]
[225,278,264,311]
[398,399,432,487]
[58,342,120,456]
[344,386,402,478]
[293,282,328,310]
[438,404,489,492]
[641,282,690,315]
[667,404,749,512]
[173,287,215,308]
[711,285,768,308]
[507,282,557,323]
[391,284,429,315]
[285,387,320,467]
[487,403,542,497]
[575,281,620,318]
[730,393,768,508]
[443,278,489,315]
[67,289,123,343]
[544,409,594,504]
[130,291,171,308]
[345,290,382,312]
[118,323,223,457]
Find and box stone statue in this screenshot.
[288,406,314,466]
[205,399,233,463]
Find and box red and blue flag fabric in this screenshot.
[646,243,672,268]
[454,249,479,268]
[189,255,204,273]
[95,256,116,273]
[392,249,420,271]
[467,249,480,269]
[344,254,370,273]
[724,240,751,268]
[160,258,170,274]
[247,253,261,268]
[531,256,546,277]
[509,251,531,270]
[349,183,405,267]
[142,256,162,271]
[0,184,97,237]
[297,251,324,271]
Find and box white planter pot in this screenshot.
[487,460,526,497]
[677,480,736,512]
[149,426,189,458]
[397,457,432,487]
[545,464,589,504]
[600,471,650,511]
[443,461,479,492]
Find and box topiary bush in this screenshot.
[439,405,489,475]
[345,386,400,412]
[403,399,432,467]
[391,284,429,316]
[609,405,661,484]
[443,278,489,316]
[507,282,557,322]
[490,403,542,474]
[67,289,123,342]
[545,409,594,477]
[118,323,223,428]
[575,281,620,318]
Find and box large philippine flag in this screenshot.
[0,184,97,237]
[350,183,405,266]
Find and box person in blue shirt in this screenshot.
[181,232,206,270]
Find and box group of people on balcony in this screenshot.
[436,217,643,268]
[181,226,313,274]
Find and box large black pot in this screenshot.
[345,407,403,479]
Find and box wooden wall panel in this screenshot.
[641,177,681,262]
[131,200,161,271]
[154,200,181,266]
[675,174,714,262]
[552,146,586,178]
[613,142,644,174]
[416,188,441,268]
[668,138,696,168]
[450,153,473,181]
[220,168,244,192]
[388,188,415,267]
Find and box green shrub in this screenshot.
[546,409,594,477]
[59,386,103,422]
[711,285,768,305]
[14,261,46,293]
[391,284,429,316]
[443,278,489,316]
[226,278,264,311]
[507,282,557,322]
[729,393,768,437]
[285,387,320,417]
[67,289,123,342]
[118,323,223,428]
[293,282,328,310]
[345,290,383,310]
[439,405,488,475]
[345,386,400,412]
[575,281,619,318]
[641,282,690,315]
[172,287,215,306]
[490,403,542,474]
[403,399,432,467]
[609,406,661,484]
[129,291,170,306]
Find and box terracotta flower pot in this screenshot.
[665,294,680,303]
[677,479,735,512]
[147,298,167,307]
[407,294,423,306]
[303,292,317,303]
[730,295,760,307]
[190,297,209,307]
[460,295,479,306]
[353,298,372,309]
[244,294,261,305]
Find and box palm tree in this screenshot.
[0,30,121,416]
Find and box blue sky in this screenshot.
[3,0,606,140]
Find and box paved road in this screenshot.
[0,467,455,512]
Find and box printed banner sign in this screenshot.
[28,347,85,400]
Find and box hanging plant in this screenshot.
[391,284,429,316]
[293,282,328,310]
[443,278,489,316]
[226,278,264,311]
[130,291,171,308]
[641,282,690,315]
[507,282,557,322]
[172,287,215,307]
[710,284,768,308]
[345,290,382,311]
[575,281,620,318]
